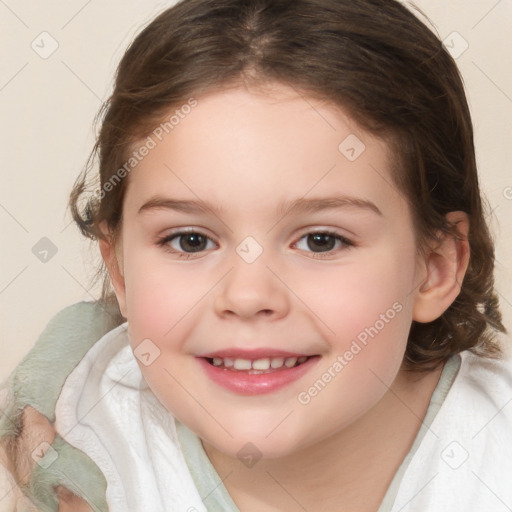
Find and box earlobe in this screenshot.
[412,211,470,323]
[98,222,128,318]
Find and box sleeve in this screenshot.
[0,300,123,512]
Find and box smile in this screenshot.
[206,355,309,373]
[197,354,320,395]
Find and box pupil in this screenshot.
[308,233,335,252]
[181,233,206,252]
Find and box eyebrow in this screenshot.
[138,195,383,217]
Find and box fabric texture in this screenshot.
[53,323,209,512]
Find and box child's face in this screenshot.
[112,82,427,459]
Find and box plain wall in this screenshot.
[1,0,511,380]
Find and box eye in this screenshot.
[157,230,216,256]
[294,231,353,258]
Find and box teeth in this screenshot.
[210,355,309,370]
[284,357,297,368]
[270,357,284,368]
[233,358,252,370]
[252,358,271,370]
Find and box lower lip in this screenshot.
[197,356,321,395]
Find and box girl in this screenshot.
[1,0,511,510]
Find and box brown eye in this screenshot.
[158,231,215,254]
[306,233,337,252]
[177,233,208,252]
[294,231,353,257]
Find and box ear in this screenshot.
[412,211,470,323]
[98,221,127,318]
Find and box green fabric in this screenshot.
[176,419,241,511]
[28,435,109,512]
[0,301,120,437]
[0,300,121,511]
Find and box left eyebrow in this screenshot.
[137,194,383,217]
[276,195,383,218]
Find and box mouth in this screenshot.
[203,355,311,374]
[197,354,321,395]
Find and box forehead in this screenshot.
[123,83,406,220]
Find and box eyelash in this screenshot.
[156,229,354,260]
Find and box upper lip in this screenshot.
[197,349,314,359]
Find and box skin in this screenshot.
[100,82,469,511]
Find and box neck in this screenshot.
[203,364,444,512]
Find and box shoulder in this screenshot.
[391,337,512,511]
[455,334,512,409]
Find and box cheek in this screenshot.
[294,244,417,395]
[297,245,416,339]
[122,242,208,340]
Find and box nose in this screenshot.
[214,256,291,321]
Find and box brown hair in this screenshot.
[70,0,506,370]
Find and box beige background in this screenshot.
[1,0,511,380]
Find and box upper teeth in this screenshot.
[212,356,308,370]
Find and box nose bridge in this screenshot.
[214,244,290,319]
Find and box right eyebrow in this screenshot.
[138,196,226,215]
